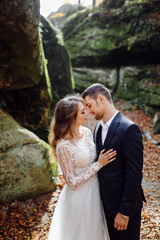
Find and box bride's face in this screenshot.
[75,102,87,126]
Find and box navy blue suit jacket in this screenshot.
[94,112,145,219]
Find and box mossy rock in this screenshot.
[0,0,44,90]
[73,67,116,93]
[47,4,85,29]
[40,16,74,106]
[0,109,55,202]
[102,0,125,9]
[0,36,52,141]
[116,65,160,109]
[62,0,160,67]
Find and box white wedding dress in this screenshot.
[48,126,110,240]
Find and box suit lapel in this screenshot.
[97,124,103,149]
[94,122,101,144]
[94,122,103,154]
[104,112,122,147]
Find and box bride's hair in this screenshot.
[48,94,84,157]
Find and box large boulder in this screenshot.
[0,63,52,141]
[0,0,43,89]
[0,109,54,202]
[73,67,117,93]
[62,0,160,68]
[40,16,74,106]
[116,65,160,110]
[0,0,52,140]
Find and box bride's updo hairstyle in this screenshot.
[49,95,84,156]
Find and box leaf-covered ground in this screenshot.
[0,100,159,239]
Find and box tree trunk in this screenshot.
[112,66,120,96]
[93,0,96,6]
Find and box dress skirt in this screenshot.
[47,175,110,240]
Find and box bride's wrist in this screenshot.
[97,161,103,168]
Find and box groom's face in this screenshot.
[84,96,104,120]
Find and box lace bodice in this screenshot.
[56,126,103,190]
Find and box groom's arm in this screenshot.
[114,124,143,230]
[119,124,143,216]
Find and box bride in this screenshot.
[48,95,117,240]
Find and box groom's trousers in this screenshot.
[106,209,142,240]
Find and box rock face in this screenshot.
[40,16,74,106]
[63,0,160,68]
[0,1,74,140]
[116,65,160,109]
[0,0,75,202]
[0,66,52,141]
[0,0,52,140]
[0,0,43,89]
[47,4,85,29]
[73,67,117,93]
[62,0,160,113]
[0,109,54,202]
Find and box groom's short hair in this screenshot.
[82,83,112,103]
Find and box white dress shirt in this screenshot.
[100,110,119,145]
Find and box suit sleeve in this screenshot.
[119,124,144,216]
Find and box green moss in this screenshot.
[63,0,160,67]
[0,21,44,90]
[40,16,74,106]
[50,162,58,177]
[147,94,160,106]
[40,142,59,189]
[34,144,40,149]
[116,65,160,111]
[69,56,75,90]
[39,32,52,102]
[40,140,50,149]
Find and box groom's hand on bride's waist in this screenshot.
[114,212,129,231]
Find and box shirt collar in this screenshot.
[100,110,119,129]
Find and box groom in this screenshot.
[82,83,146,240]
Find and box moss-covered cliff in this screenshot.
[0,0,43,89]
[117,65,160,111]
[0,0,53,140]
[63,0,160,67]
[62,0,160,113]
[47,4,85,30]
[0,1,75,140]
[40,16,74,106]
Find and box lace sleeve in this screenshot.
[56,143,102,191]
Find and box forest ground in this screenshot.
[0,99,159,240]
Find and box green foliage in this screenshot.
[122,102,133,111]
[144,106,158,115]
[130,98,146,109]
[50,161,59,189]
[50,162,58,177]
